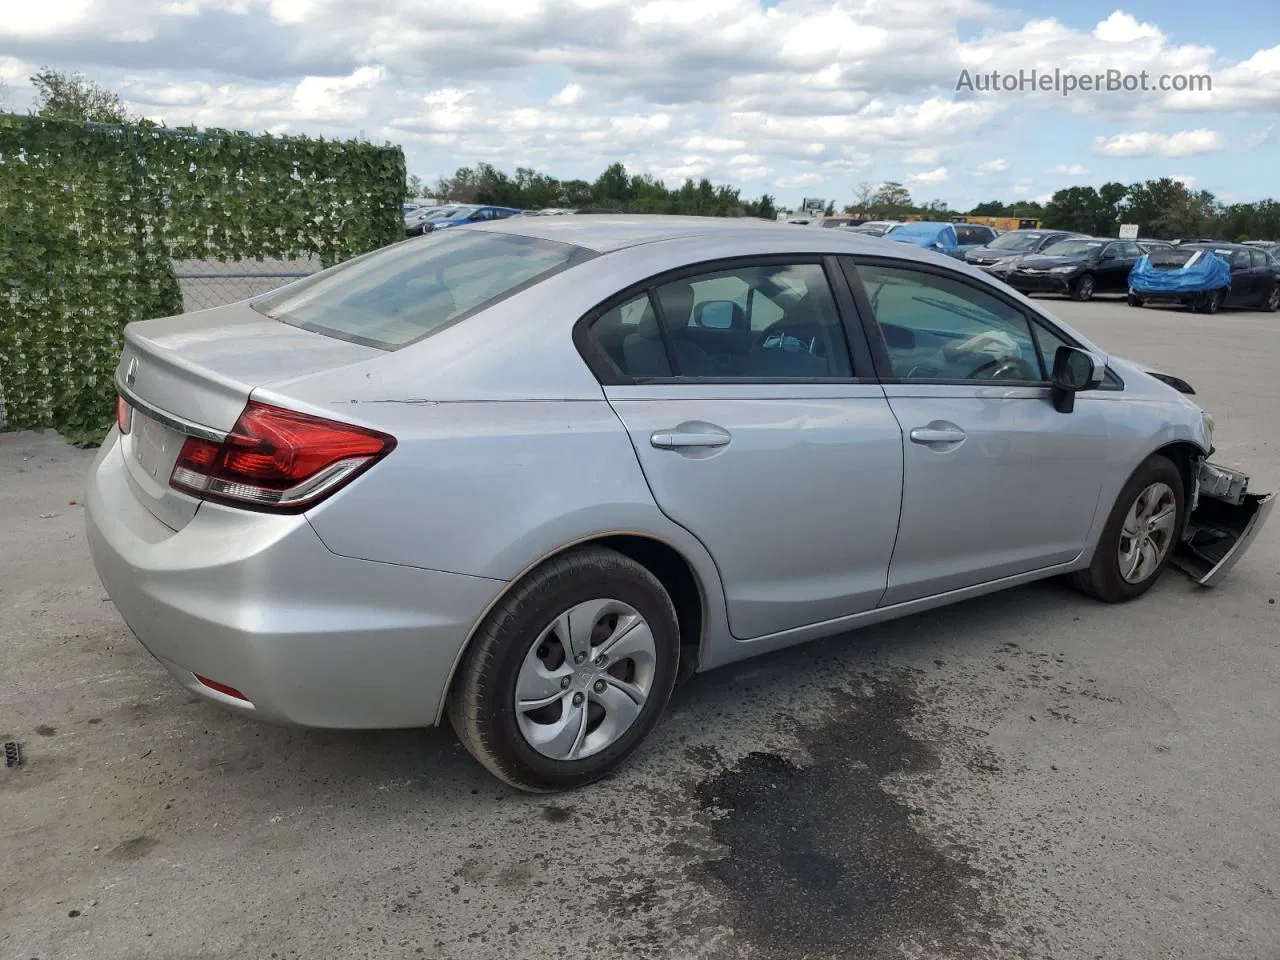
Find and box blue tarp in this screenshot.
[1129,251,1232,294]
[886,222,958,255]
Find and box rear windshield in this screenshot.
[253,231,592,349]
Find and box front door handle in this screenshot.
[909,424,966,447]
[651,428,731,450]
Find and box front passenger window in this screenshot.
[856,264,1043,382]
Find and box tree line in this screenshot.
[422,162,779,219]
[841,178,1280,241]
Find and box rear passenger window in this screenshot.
[652,264,852,379]
[1252,250,1269,268]
[584,263,854,381]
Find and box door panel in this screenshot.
[881,385,1110,604]
[605,385,903,639]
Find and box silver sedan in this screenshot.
[86,216,1273,791]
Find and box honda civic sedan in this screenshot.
[87,216,1272,791]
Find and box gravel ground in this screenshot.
[2,295,1277,960]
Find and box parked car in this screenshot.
[1136,239,1174,254]
[1242,240,1280,260]
[845,220,901,237]
[404,206,447,237]
[819,215,864,229]
[1129,243,1280,313]
[426,205,523,230]
[91,216,1272,791]
[883,221,960,257]
[1004,237,1145,301]
[964,229,1085,270]
[951,222,1000,257]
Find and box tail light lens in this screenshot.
[117,396,132,435]
[170,401,396,512]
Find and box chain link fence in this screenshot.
[173,256,322,312]
[0,257,322,431]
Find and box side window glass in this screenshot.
[1251,250,1268,268]
[1030,323,1072,376]
[652,263,853,379]
[856,263,1043,382]
[1231,250,1250,269]
[588,294,671,379]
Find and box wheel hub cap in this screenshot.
[1118,482,1177,584]
[514,598,657,761]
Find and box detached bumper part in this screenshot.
[1173,461,1275,586]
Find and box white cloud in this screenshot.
[548,83,583,106]
[0,1,1273,203]
[903,147,942,165]
[906,166,950,185]
[1048,164,1089,176]
[1090,129,1225,157]
[1170,174,1196,188]
[775,172,824,189]
[974,158,1007,175]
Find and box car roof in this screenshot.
[463,213,966,260]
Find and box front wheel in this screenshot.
[1264,284,1280,313]
[448,546,680,792]
[1071,273,1096,301]
[1069,455,1184,603]
[1126,292,1144,307]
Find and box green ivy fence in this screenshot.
[0,115,405,444]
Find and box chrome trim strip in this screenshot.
[114,373,229,443]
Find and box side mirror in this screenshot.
[1050,346,1105,413]
[693,300,739,330]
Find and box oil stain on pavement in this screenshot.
[689,673,1000,959]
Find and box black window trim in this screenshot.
[838,253,1122,391]
[572,254,879,386]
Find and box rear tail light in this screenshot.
[194,674,250,702]
[117,396,132,434]
[170,401,396,512]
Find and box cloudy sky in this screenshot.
[1,0,1277,209]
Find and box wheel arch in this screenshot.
[435,531,714,725]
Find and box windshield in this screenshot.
[1041,239,1103,257]
[887,223,944,241]
[988,232,1045,252]
[252,231,592,349]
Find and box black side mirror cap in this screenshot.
[1051,346,1105,413]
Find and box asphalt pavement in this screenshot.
[2,294,1277,960]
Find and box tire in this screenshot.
[1126,292,1144,307]
[1263,283,1280,313]
[448,546,680,792]
[1069,455,1185,603]
[1071,273,1096,301]
[1196,289,1225,314]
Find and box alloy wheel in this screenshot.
[514,598,657,761]
[1117,482,1177,584]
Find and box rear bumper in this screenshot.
[1173,461,1274,587]
[85,431,504,728]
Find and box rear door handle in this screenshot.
[909,425,966,446]
[651,430,731,450]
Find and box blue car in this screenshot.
[427,205,522,231]
[883,221,961,258]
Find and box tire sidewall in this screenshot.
[1091,457,1185,601]
[1074,274,1095,300]
[465,556,680,789]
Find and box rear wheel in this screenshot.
[1069,455,1184,603]
[1071,273,1096,301]
[1126,292,1144,307]
[448,546,680,792]
[1196,288,1225,314]
[1264,284,1280,313]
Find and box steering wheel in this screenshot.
[967,356,1039,381]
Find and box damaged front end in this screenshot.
[1173,460,1275,586]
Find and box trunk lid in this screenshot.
[116,302,383,530]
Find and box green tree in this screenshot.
[1043,186,1114,235]
[30,67,129,123]
[871,181,913,217]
